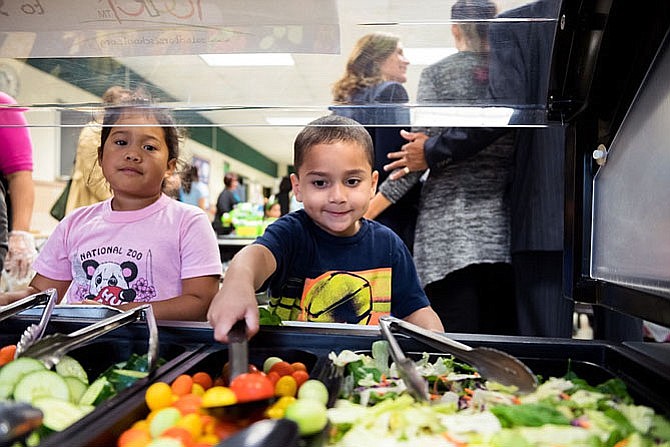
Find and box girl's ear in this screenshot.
[166,158,177,177]
[97,146,103,164]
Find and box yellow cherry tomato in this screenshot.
[176,413,204,438]
[201,386,237,407]
[145,382,174,411]
[274,375,298,397]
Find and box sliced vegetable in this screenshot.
[64,376,88,404]
[106,369,149,392]
[32,397,94,431]
[55,355,89,384]
[13,370,70,403]
[79,376,115,406]
[0,344,17,366]
[0,357,47,399]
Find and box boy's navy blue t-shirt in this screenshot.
[255,209,429,324]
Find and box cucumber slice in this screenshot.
[64,376,88,404]
[79,376,115,406]
[55,355,89,384]
[32,397,93,432]
[107,369,149,392]
[13,370,70,403]
[0,358,46,399]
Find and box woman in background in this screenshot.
[178,165,209,212]
[331,32,421,253]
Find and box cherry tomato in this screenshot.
[229,373,274,403]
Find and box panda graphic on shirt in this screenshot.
[70,247,156,305]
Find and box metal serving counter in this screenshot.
[1,315,669,446]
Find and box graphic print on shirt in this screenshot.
[268,268,392,324]
[71,248,157,305]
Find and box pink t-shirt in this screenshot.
[0,92,33,174]
[33,194,222,305]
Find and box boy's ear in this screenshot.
[289,173,302,202]
[370,170,379,199]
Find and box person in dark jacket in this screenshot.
[383,0,574,338]
[212,172,240,236]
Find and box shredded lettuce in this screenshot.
[326,348,670,447]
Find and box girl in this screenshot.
[0,96,222,321]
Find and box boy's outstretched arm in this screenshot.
[207,244,277,343]
[403,306,445,332]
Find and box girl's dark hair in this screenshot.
[294,115,374,171]
[99,91,182,163]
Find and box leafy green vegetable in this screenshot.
[490,403,571,428]
[650,414,670,441]
[346,360,382,386]
[259,307,282,326]
[371,340,389,376]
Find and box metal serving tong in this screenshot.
[0,288,57,324]
[0,289,58,358]
[17,304,159,372]
[379,316,538,394]
[378,316,430,402]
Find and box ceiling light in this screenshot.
[199,53,295,66]
[404,47,457,66]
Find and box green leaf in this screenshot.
[259,307,283,326]
[490,403,572,428]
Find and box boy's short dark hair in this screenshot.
[293,115,374,171]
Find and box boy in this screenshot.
[207,115,443,342]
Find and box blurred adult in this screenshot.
[212,172,240,235]
[178,165,209,211]
[366,0,516,334]
[383,0,574,338]
[276,176,292,216]
[64,86,132,215]
[0,91,36,284]
[331,32,421,253]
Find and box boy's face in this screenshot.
[291,141,378,237]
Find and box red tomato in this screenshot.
[229,373,274,403]
[213,420,244,440]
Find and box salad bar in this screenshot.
[0,309,668,446]
[0,0,669,445]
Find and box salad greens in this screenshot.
[326,342,670,446]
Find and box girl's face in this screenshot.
[99,113,176,211]
[379,43,409,83]
[290,141,378,237]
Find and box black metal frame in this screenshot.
[549,0,670,329]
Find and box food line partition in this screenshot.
[2,314,670,446]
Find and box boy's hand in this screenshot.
[207,281,260,343]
